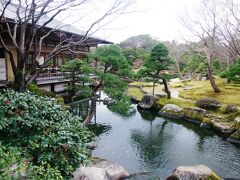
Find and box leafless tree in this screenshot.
[181,0,222,93]
[164,40,186,79]
[0,0,134,91]
[217,0,240,66]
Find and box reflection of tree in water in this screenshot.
[161,118,215,152]
[137,107,158,121]
[70,98,91,119]
[131,120,168,165]
[69,96,112,136]
[88,123,112,136]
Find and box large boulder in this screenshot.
[93,158,129,180]
[196,98,222,110]
[73,158,129,180]
[234,116,240,130]
[212,122,235,135]
[160,104,184,119]
[167,165,221,180]
[226,104,239,114]
[184,107,206,124]
[227,130,240,144]
[73,167,109,180]
[130,95,140,103]
[138,95,159,110]
[103,97,112,105]
[161,104,183,113]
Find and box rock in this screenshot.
[91,81,100,87]
[93,158,129,180]
[159,104,184,120]
[130,96,140,103]
[161,104,183,114]
[167,165,221,180]
[196,98,222,110]
[138,94,159,110]
[226,104,239,114]
[234,116,240,129]
[73,158,129,180]
[73,167,109,180]
[184,107,206,123]
[127,107,137,115]
[103,97,112,105]
[212,122,235,135]
[200,118,212,129]
[86,141,98,150]
[227,130,240,144]
[197,75,202,81]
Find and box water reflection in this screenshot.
[130,120,169,166]
[137,107,158,121]
[88,123,112,136]
[70,92,240,179]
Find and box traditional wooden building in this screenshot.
[0,3,112,92]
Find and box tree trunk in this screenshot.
[207,63,221,93]
[162,79,171,99]
[13,53,27,92]
[83,98,96,126]
[175,59,184,80]
[14,70,26,92]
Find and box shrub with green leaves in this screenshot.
[0,90,93,178]
[221,62,240,83]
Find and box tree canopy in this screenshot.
[139,43,174,98]
[89,45,133,115]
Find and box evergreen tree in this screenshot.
[140,43,174,99]
[60,59,91,98]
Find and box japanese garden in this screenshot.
[0,0,240,179]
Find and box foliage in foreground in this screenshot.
[60,59,92,98]
[0,90,93,179]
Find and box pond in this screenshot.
[71,93,240,179]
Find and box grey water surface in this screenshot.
[82,97,240,179]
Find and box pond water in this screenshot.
[73,93,240,179]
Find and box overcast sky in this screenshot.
[97,0,201,43]
[60,0,202,43]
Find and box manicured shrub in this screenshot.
[0,90,93,178]
[221,62,240,83]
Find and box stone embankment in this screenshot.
[137,95,240,144]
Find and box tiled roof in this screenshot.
[1,3,112,44]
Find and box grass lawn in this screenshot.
[127,78,240,108]
[127,87,144,101]
[129,81,154,86]
[178,78,240,106]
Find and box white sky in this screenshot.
[59,0,202,43]
[96,0,201,43]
